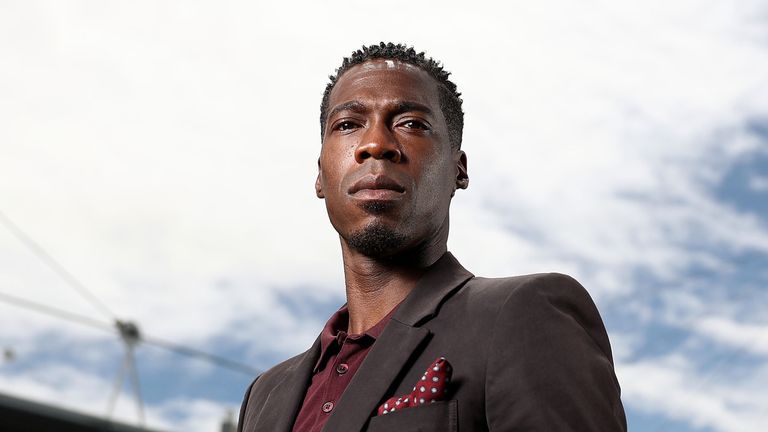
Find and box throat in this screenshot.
[343,266,422,334]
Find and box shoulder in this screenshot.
[464,272,613,360]
[466,271,588,300]
[237,349,312,430]
[476,273,626,430]
[464,272,598,316]
[243,350,306,398]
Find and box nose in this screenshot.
[354,122,402,164]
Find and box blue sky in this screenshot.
[1,1,767,431]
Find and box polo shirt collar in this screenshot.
[312,303,398,373]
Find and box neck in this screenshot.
[339,225,448,334]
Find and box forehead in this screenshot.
[328,59,441,113]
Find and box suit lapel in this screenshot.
[391,252,474,327]
[322,321,429,432]
[321,252,474,432]
[255,336,321,432]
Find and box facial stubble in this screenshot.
[346,201,408,258]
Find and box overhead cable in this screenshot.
[0,210,115,319]
[0,290,261,376]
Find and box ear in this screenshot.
[453,150,469,195]
[315,158,325,199]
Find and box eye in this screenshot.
[334,120,360,132]
[400,119,430,130]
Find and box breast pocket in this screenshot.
[365,399,458,432]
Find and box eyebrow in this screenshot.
[327,101,367,120]
[393,101,433,116]
[326,100,434,122]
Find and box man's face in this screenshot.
[316,59,468,257]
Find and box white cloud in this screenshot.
[694,317,768,357]
[619,355,768,432]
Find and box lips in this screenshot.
[348,175,406,198]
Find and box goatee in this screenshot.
[347,222,407,258]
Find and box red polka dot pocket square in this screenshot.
[377,357,452,416]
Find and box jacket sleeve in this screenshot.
[237,376,259,432]
[484,273,627,431]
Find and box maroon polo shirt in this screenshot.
[291,303,400,432]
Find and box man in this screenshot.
[238,42,627,432]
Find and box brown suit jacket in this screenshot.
[238,252,627,431]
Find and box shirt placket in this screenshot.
[319,333,366,417]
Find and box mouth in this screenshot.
[348,175,406,200]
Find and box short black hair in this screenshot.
[320,42,464,149]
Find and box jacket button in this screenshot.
[336,363,349,374]
[322,401,334,413]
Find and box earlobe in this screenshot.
[315,178,324,198]
[455,150,469,190]
[315,159,325,199]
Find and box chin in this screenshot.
[346,221,408,258]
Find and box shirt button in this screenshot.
[322,401,334,413]
[336,363,349,375]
